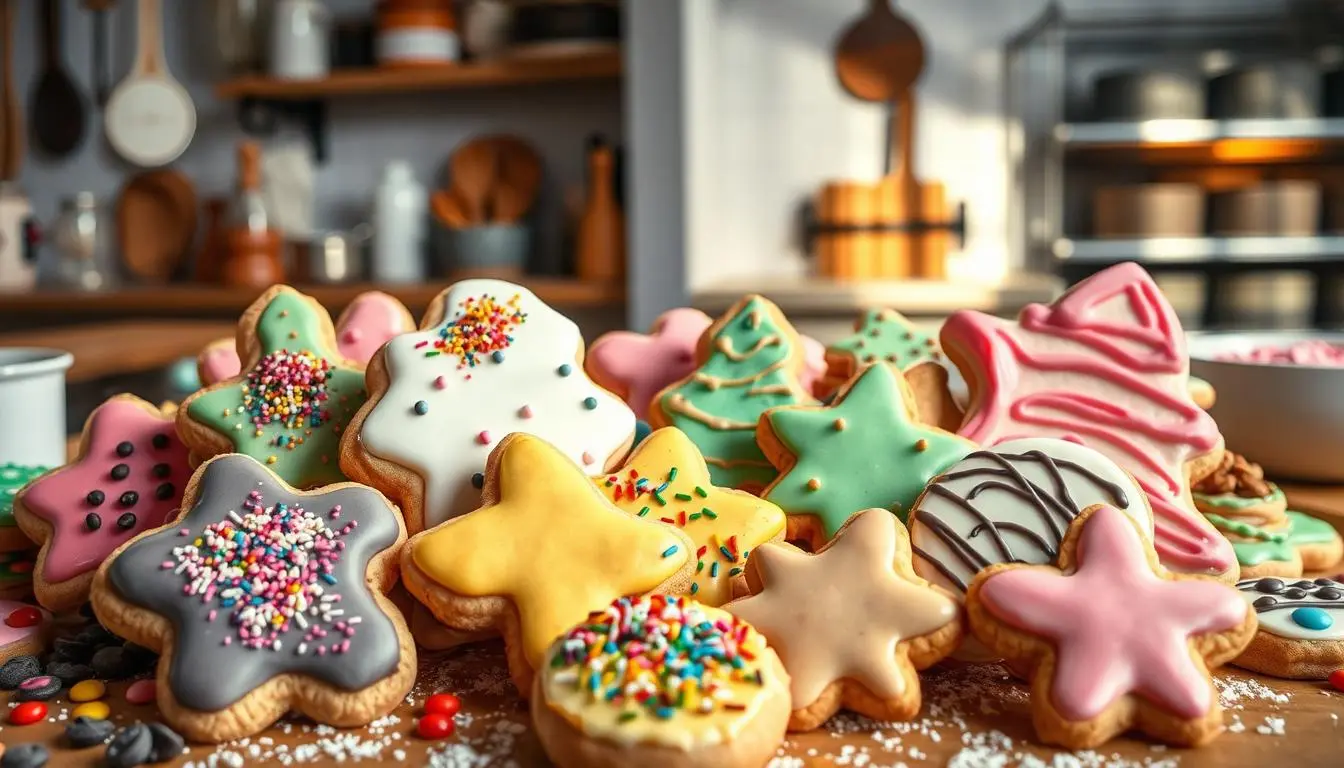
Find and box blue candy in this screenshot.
[1291,606,1333,631]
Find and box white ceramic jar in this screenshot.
[270,0,331,80]
[0,349,74,467]
[372,161,427,283]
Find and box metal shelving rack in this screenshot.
[1005,1,1344,327]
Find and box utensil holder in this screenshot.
[434,224,530,279]
[0,348,73,467]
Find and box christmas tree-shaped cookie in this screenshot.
[650,295,816,491]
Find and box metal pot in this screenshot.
[288,225,371,284]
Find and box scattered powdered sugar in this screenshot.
[1255,716,1286,736]
[1214,675,1292,709]
[1228,714,1246,733]
[426,718,528,767]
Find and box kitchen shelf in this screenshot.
[1056,119,1344,164]
[1053,236,1344,264]
[216,51,622,100]
[0,321,235,384]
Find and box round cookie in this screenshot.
[1233,577,1344,679]
[532,594,789,768]
[0,465,44,552]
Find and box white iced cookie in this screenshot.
[1233,577,1344,680]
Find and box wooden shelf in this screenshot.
[0,320,234,384]
[0,279,625,321]
[1057,119,1344,165]
[216,52,622,100]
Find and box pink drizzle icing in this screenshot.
[978,505,1248,721]
[943,262,1234,574]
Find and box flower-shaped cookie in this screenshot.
[180,286,368,489]
[90,453,413,743]
[14,395,192,612]
[966,504,1256,749]
[725,509,963,730]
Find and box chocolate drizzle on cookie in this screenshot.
[1238,577,1344,613]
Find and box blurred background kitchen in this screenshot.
[3,0,1344,418]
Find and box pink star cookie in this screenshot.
[14,395,192,612]
[966,504,1255,749]
[940,262,1234,578]
[196,291,415,385]
[588,307,825,419]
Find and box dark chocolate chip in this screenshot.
[0,655,42,689]
[52,636,96,664]
[78,602,97,620]
[65,715,116,748]
[146,723,186,762]
[110,464,130,481]
[121,641,158,670]
[1283,587,1308,600]
[0,744,49,768]
[91,646,132,680]
[118,492,138,507]
[44,661,95,686]
[1253,595,1278,609]
[1255,577,1284,594]
[152,463,170,478]
[85,512,102,531]
[116,441,134,457]
[152,434,170,450]
[1315,587,1343,601]
[105,724,154,768]
[471,472,484,489]
[155,482,174,500]
[75,622,117,646]
[117,512,137,530]
[1293,579,1315,588]
[86,489,105,506]
[15,674,61,701]
[1317,578,1337,586]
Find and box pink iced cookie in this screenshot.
[0,600,51,662]
[941,262,1235,578]
[1216,339,1344,366]
[196,291,415,385]
[799,334,827,395]
[966,504,1255,749]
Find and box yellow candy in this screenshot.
[72,701,111,720]
[69,679,106,702]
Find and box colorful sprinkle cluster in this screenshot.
[603,468,745,596]
[549,595,767,721]
[419,293,527,369]
[240,350,333,448]
[164,490,360,656]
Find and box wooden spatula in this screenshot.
[449,139,499,225]
[490,136,541,224]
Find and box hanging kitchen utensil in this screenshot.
[0,0,23,181]
[117,169,198,281]
[105,0,197,167]
[31,0,88,158]
[83,0,116,107]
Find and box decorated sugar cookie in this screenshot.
[198,291,416,386]
[14,395,192,612]
[757,363,973,548]
[966,505,1255,749]
[532,595,790,768]
[0,551,35,600]
[0,600,51,662]
[725,509,962,730]
[941,262,1234,579]
[595,427,786,606]
[825,308,940,379]
[400,434,694,696]
[179,286,368,488]
[0,464,46,552]
[342,279,635,533]
[91,454,414,743]
[587,308,712,421]
[1234,577,1344,679]
[909,437,1149,598]
[650,295,817,492]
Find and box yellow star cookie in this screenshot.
[594,427,786,606]
[725,508,963,730]
[402,434,695,696]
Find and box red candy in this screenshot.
[125,679,157,705]
[424,693,461,718]
[9,701,47,725]
[1329,668,1344,692]
[417,713,455,740]
[4,606,42,628]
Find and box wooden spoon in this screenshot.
[0,0,22,180]
[31,0,87,158]
[431,188,471,229]
[490,136,541,224]
[118,169,197,281]
[449,139,499,225]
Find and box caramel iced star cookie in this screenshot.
[342,279,635,533]
[400,434,694,696]
[532,595,790,768]
[179,285,368,488]
[595,427,785,606]
[1233,577,1344,680]
[14,395,192,612]
[725,508,962,731]
[758,362,973,549]
[650,295,816,492]
[90,454,414,743]
[966,505,1255,749]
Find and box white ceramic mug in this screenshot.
[0,349,74,467]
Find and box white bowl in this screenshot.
[1188,330,1344,482]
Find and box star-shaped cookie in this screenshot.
[595,427,786,606]
[941,262,1233,578]
[15,395,192,611]
[401,433,694,696]
[827,307,941,377]
[758,362,974,548]
[725,508,962,730]
[180,286,367,489]
[967,504,1255,749]
[90,453,413,743]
